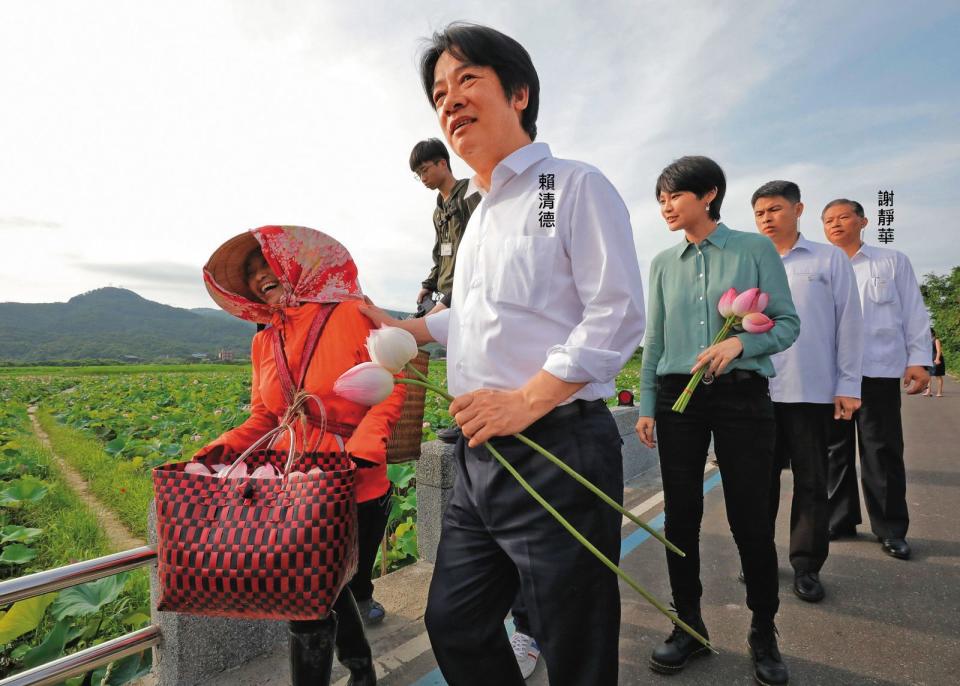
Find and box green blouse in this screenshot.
[638,223,800,416]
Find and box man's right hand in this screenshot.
[360,296,436,346]
[417,287,431,303]
[636,416,656,449]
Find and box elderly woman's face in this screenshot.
[244,251,284,305]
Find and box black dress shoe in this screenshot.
[793,571,824,603]
[650,618,710,674]
[828,524,857,541]
[436,426,462,445]
[748,620,789,685]
[880,538,911,560]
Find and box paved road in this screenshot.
[222,377,960,685]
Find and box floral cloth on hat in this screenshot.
[203,225,363,324]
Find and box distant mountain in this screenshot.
[0,288,255,363]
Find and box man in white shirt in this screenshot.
[363,22,645,686]
[752,181,863,603]
[822,199,931,560]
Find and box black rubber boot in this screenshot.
[649,601,710,674]
[289,615,337,686]
[334,589,377,686]
[748,615,789,685]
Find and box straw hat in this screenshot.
[203,231,262,302]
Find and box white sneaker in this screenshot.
[510,631,540,679]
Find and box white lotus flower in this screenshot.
[366,326,418,374]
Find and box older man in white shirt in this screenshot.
[752,181,863,604]
[822,198,931,561]
[363,24,644,686]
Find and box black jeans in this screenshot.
[827,376,909,539]
[425,400,623,686]
[769,402,833,573]
[655,373,779,618]
[348,486,393,602]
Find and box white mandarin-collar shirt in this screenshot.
[770,234,863,404]
[425,142,645,401]
[849,243,931,378]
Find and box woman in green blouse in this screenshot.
[636,156,799,686]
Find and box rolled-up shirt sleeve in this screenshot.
[542,171,646,384]
[833,250,864,398]
[424,307,451,347]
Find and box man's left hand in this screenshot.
[691,337,744,376]
[903,365,930,395]
[833,396,861,420]
[450,389,539,448]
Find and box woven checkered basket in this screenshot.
[153,448,358,621]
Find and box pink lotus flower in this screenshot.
[251,464,280,479]
[334,362,395,406]
[732,288,761,317]
[717,288,737,317]
[755,292,770,313]
[742,312,775,333]
[184,462,211,476]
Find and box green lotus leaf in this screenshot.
[1,525,43,544]
[0,593,56,644]
[0,477,49,506]
[50,573,128,620]
[21,618,71,669]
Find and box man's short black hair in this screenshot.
[419,22,540,141]
[409,138,450,173]
[751,180,801,207]
[821,198,865,219]
[655,156,726,221]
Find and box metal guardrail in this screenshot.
[0,546,159,686]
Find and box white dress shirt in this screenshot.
[849,243,931,378]
[425,142,646,401]
[770,234,863,403]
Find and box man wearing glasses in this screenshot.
[410,138,481,316]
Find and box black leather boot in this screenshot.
[649,601,710,674]
[748,615,789,685]
[334,589,377,686]
[289,615,337,686]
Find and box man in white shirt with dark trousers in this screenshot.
[363,22,645,686]
[752,181,863,604]
[822,198,931,560]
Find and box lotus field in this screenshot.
[0,355,641,679]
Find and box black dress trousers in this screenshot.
[827,376,909,539]
[424,400,623,686]
[769,402,834,573]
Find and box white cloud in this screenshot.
[0,0,956,313]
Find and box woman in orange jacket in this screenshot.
[197,225,406,686]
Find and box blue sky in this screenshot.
[1,1,957,311]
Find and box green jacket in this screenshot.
[422,178,481,304]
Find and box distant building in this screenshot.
[218,349,235,362]
[190,353,209,360]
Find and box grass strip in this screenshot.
[35,409,153,541]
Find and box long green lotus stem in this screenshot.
[397,372,682,555]
[672,315,737,413]
[396,370,710,648]
[482,440,713,651]
[510,433,684,557]
[404,361,431,383]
